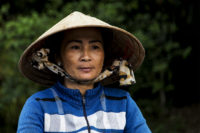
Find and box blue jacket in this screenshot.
[17,82,151,133]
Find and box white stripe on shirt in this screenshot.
[44,111,126,132]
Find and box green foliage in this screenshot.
[0,12,56,132]
[128,11,191,97]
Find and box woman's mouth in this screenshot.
[78,67,94,72]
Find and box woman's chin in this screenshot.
[76,76,96,82]
[78,78,94,82]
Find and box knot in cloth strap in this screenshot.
[32,48,74,80]
[94,60,136,86]
[32,48,136,86]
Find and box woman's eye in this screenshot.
[70,45,80,49]
[92,45,100,49]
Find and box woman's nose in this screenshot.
[80,47,91,62]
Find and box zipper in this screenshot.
[82,96,91,133]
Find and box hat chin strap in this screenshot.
[62,69,96,85]
[32,48,136,86]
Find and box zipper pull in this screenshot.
[82,96,86,105]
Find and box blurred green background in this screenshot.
[0,0,199,132]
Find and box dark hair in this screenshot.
[98,28,114,69]
[44,31,65,63]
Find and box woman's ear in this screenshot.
[56,59,62,67]
[57,61,62,66]
[55,55,62,67]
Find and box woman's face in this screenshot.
[60,28,104,82]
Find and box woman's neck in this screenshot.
[63,79,94,95]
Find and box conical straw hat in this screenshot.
[18,11,145,86]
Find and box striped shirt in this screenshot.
[17,82,151,133]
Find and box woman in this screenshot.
[17,11,151,133]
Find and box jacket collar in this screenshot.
[53,81,103,107]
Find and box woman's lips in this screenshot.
[78,67,94,72]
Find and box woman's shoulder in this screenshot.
[102,85,129,98]
[26,87,54,102]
